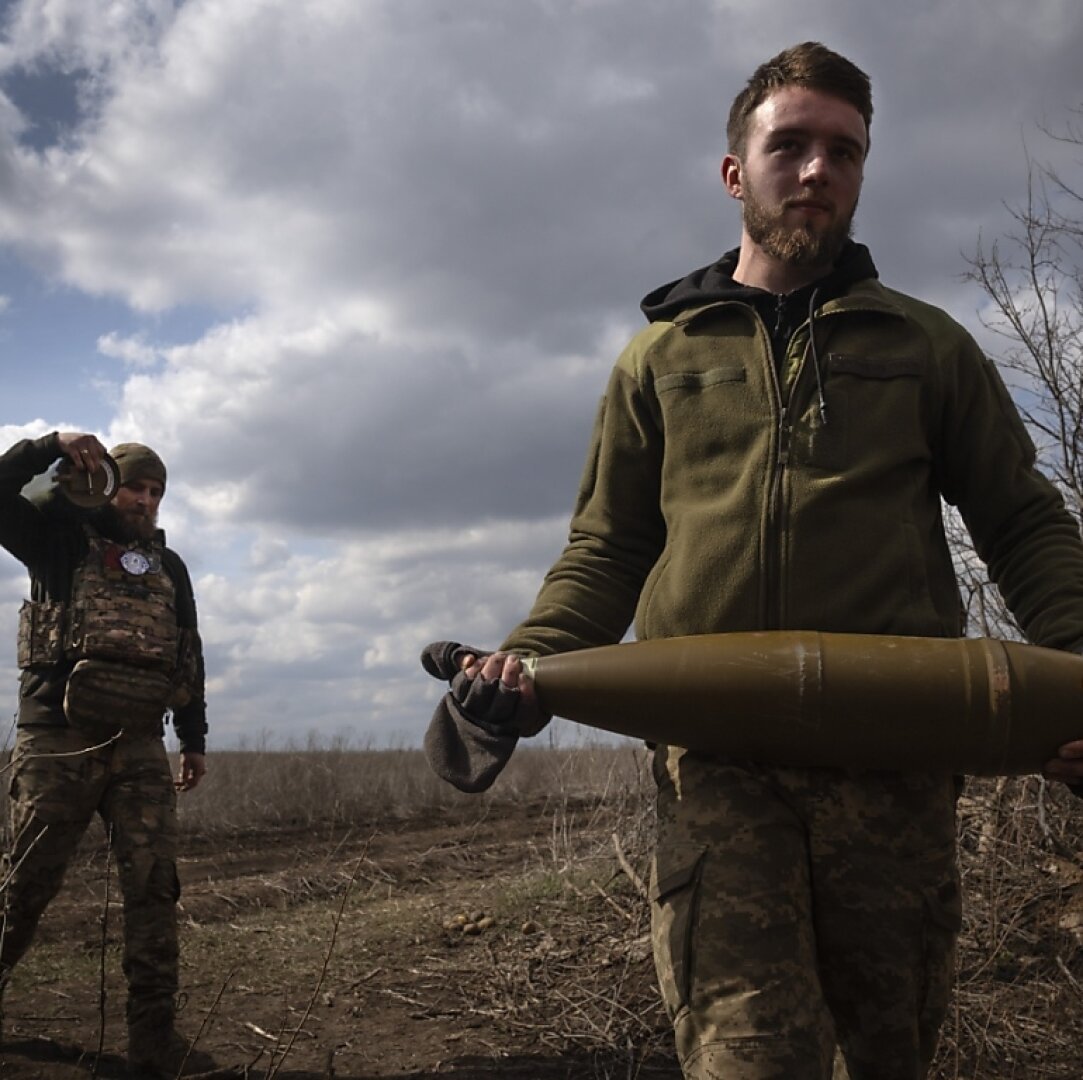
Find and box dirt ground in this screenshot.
[0,797,678,1079]
[5,781,1083,1080]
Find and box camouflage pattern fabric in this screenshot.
[63,659,171,741]
[1,725,180,1022]
[66,531,179,670]
[16,598,65,667]
[169,626,202,709]
[649,744,961,1080]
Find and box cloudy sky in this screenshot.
[0,0,1079,750]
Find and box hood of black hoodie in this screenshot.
[640,240,879,324]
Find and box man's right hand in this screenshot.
[176,751,206,792]
[56,432,107,475]
[420,641,548,736]
[456,650,546,734]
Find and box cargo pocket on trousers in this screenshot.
[919,875,963,1045]
[650,843,706,1018]
[9,748,92,825]
[148,855,181,904]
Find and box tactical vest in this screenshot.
[17,526,197,739]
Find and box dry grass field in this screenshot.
[2,743,1083,1079]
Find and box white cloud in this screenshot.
[0,0,728,334]
[1,0,1081,745]
[184,515,568,745]
[0,0,177,76]
[97,329,159,366]
[101,305,610,534]
[0,419,57,444]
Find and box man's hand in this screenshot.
[1043,740,1083,785]
[458,651,545,734]
[56,432,107,474]
[176,751,206,792]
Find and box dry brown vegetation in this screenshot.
[2,743,1083,1078]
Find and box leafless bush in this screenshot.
[4,727,1083,1076]
[926,108,1083,1076]
[172,739,650,836]
[956,106,1083,636]
[931,776,1083,1079]
[427,757,1083,1079]
[431,760,671,1073]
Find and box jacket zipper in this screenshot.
[762,283,847,629]
[763,399,794,629]
[762,318,811,630]
[761,315,792,630]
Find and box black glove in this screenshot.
[420,640,522,736]
[420,640,521,794]
[419,640,487,681]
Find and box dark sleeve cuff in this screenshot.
[172,706,207,755]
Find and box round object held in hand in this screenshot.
[57,453,121,508]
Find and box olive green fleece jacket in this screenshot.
[501,272,1083,659]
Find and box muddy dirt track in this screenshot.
[0,797,677,1079]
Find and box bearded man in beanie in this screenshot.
[0,430,211,1077]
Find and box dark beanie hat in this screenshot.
[109,443,167,490]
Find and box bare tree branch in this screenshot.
[960,105,1083,632]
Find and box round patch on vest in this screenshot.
[119,550,151,575]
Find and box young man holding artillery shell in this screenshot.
[0,431,212,1077]
[422,42,1083,1080]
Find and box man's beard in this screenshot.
[106,505,158,542]
[743,181,856,268]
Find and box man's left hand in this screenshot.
[176,751,206,792]
[1043,740,1083,784]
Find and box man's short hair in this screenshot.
[726,42,873,159]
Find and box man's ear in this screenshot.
[721,153,743,200]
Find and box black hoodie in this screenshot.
[640,240,879,373]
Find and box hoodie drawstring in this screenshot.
[808,288,829,426]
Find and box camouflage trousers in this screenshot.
[1,725,180,1025]
[650,745,961,1080]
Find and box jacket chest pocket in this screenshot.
[655,363,756,467]
[793,353,927,472]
